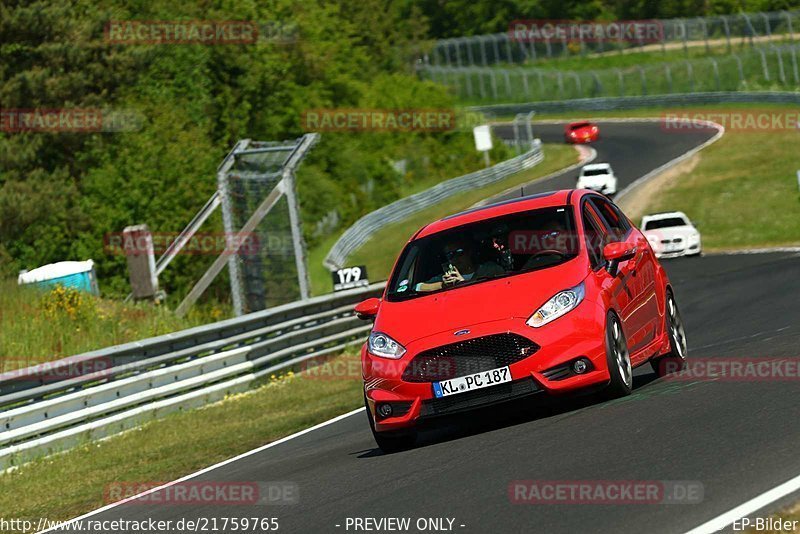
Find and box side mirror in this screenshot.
[603,242,636,277]
[354,298,381,321]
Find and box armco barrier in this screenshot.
[323,141,544,270]
[0,283,383,468]
[468,90,800,116]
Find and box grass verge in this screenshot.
[0,352,364,527]
[347,143,579,282]
[0,281,221,371]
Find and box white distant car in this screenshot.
[576,163,617,195]
[641,211,702,258]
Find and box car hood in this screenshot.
[644,226,698,241]
[374,261,586,346]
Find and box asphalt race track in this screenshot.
[490,120,717,203]
[51,123,800,534]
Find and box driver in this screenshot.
[416,238,504,292]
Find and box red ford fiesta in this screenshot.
[355,189,687,452]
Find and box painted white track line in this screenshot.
[685,472,800,534]
[37,407,365,533]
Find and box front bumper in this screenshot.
[363,300,609,432]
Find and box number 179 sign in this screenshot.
[332,265,369,291]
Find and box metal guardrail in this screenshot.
[0,283,383,469]
[467,90,800,116]
[323,141,544,270]
[424,9,800,66]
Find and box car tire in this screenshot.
[602,312,633,398]
[650,291,688,376]
[364,395,417,453]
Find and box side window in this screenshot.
[590,197,630,242]
[582,204,607,269]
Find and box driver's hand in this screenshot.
[443,268,464,287]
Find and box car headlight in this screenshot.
[526,282,585,328]
[688,233,700,244]
[368,332,406,359]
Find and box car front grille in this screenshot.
[402,333,539,383]
[419,378,541,417]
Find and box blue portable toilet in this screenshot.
[18,260,100,295]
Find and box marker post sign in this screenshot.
[473,125,493,168]
[332,265,369,292]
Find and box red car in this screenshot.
[564,121,599,143]
[355,189,687,452]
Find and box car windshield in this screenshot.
[644,217,688,230]
[570,123,591,130]
[582,168,609,176]
[386,206,579,302]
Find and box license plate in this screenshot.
[432,366,511,398]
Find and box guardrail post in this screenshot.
[454,40,462,68]
[710,58,721,90]
[591,71,603,97]
[492,35,501,64]
[522,71,530,96]
[502,68,512,98]
[572,72,582,97]
[756,47,770,81]
[638,66,647,95]
[742,13,755,47]
[698,17,710,53]
[721,15,732,53]
[790,47,799,84]
[490,69,499,99]
[480,36,488,66]
[761,12,772,36]
[665,64,673,93]
[686,61,695,92]
[478,68,487,99]
[681,20,689,56]
[616,68,624,96]
[466,38,475,67]
[772,46,786,84]
[512,114,523,154]
[504,34,513,64]
[733,53,745,85]
[525,111,535,149]
[784,11,795,43]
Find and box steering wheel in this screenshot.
[528,249,567,259]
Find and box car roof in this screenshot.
[415,189,583,239]
[641,211,689,222]
[582,163,611,170]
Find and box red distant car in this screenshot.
[355,189,687,452]
[565,121,599,143]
